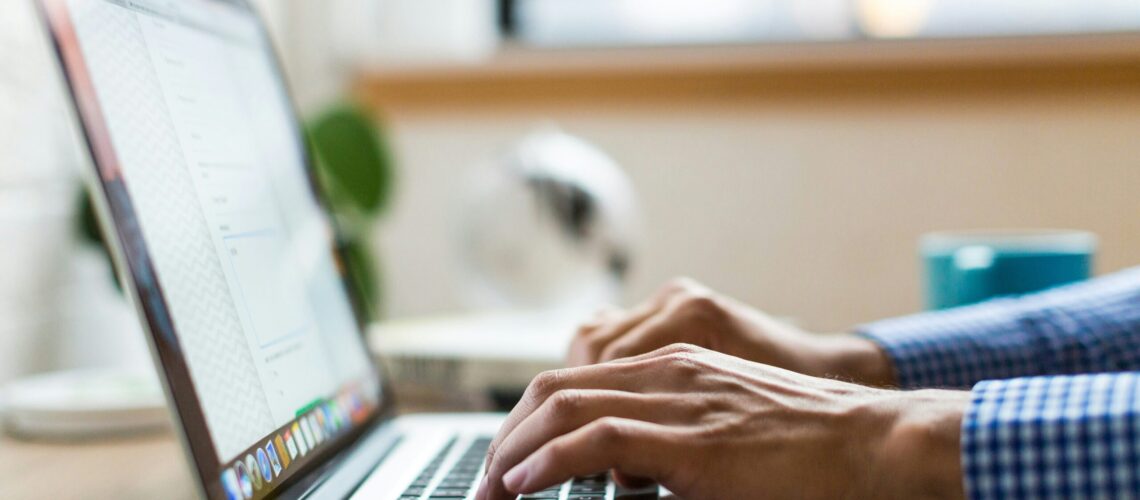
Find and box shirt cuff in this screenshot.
[855,298,1039,389]
[962,374,1140,500]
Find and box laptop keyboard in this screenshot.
[397,436,658,500]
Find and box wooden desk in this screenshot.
[0,397,481,499]
[0,433,195,499]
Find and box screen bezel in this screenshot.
[33,0,396,497]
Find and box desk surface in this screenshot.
[0,433,195,499]
[0,399,481,499]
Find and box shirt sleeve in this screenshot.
[963,374,1140,499]
[855,266,1140,389]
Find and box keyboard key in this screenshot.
[614,485,659,499]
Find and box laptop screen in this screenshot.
[38,0,385,498]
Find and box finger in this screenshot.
[481,390,695,500]
[575,305,624,334]
[570,279,700,367]
[501,418,678,496]
[601,290,732,362]
[597,312,687,363]
[485,362,654,476]
[567,306,630,367]
[568,300,664,367]
[612,471,655,490]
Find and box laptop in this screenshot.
[35,1,658,499]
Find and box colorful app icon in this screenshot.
[349,394,365,422]
[221,468,242,500]
[308,414,324,443]
[328,404,342,432]
[313,413,325,442]
[266,441,284,476]
[234,461,253,499]
[275,435,290,468]
[293,422,308,456]
[285,430,298,460]
[303,414,321,446]
[342,400,351,424]
[301,417,316,449]
[258,451,273,485]
[330,399,343,427]
[315,409,328,435]
[338,396,350,422]
[314,407,328,435]
[245,454,263,491]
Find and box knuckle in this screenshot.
[548,389,584,415]
[575,324,595,338]
[591,416,627,444]
[661,342,703,356]
[659,350,705,378]
[528,369,567,398]
[675,294,722,318]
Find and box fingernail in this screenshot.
[503,463,529,492]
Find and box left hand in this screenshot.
[476,344,968,500]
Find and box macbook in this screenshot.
[35,1,657,499]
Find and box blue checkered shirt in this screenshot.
[858,266,1140,499]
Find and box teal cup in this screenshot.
[921,230,1096,310]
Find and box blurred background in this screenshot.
[3,0,1140,383]
[288,0,1140,330]
[2,0,1140,496]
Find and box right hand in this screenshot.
[479,344,967,500]
[567,278,896,387]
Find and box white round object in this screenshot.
[460,129,639,312]
[2,368,169,439]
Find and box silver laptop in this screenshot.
[35,1,654,499]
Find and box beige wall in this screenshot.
[366,60,1140,332]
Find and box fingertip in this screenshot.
[503,462,530,493]
[474,475,487,500]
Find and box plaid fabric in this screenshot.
[858,267,1140,499]
[858,266,1140,389]
[964,374,1140,499]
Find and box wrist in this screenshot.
[815,334,897,387]
[874,390,969,500]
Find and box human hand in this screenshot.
[476,344,968,500]
[568,278,896,387]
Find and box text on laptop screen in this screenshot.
[43,0,382,479]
